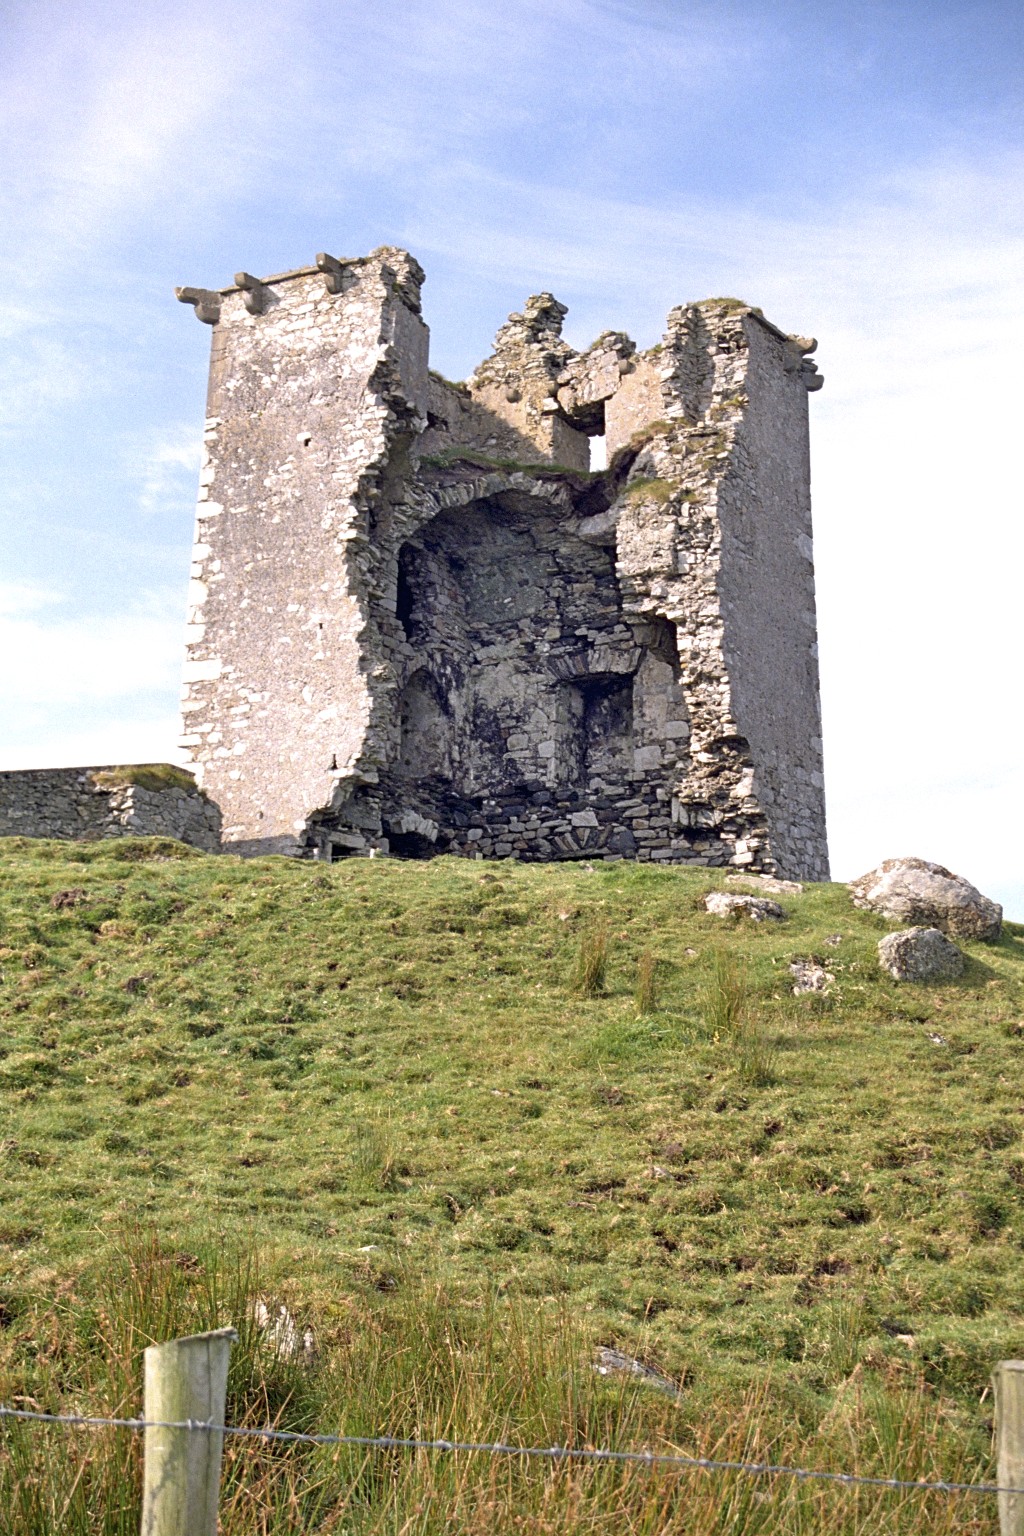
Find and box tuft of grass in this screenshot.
[635,949,659,1014]
[734,1012,778,1087]
[427,368,470,395]
[697,947,746,1036]
[624,475,673,505]
[574,924,608,996]
[351,1118,400,1192]
[701,296,757,312]
[818,1289,867,1381]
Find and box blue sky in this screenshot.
[2,0,1022,913]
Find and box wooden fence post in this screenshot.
[141,1326,237,1536]
[994,1360,1024,1536]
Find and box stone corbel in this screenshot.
[784,335,824,392]
[234,272,270,315]
[316,252,354,295]
[175,286,221,325]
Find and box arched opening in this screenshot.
[386,826,437,859]
[336,488,695,864]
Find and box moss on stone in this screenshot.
[624,476,674,505]
[428,368,470,396]
[90,764,203,796]
[420,448,594,481]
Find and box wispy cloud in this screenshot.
[0,0,284,256]
[0,581,62,617]
[0,584,182,709]
[129,427,202,517]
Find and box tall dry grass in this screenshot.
[0,1233,996,1535]
[697,947,746,1036]
[573,925,609,997]
[634,949,659,1015]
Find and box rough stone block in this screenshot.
[877,927,965,983]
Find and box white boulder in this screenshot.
[705,891,786,922]
[849,857,1001,942]
[789,958,835,994]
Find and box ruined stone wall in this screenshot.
[177,249,428,855]
[715,317,828,880]
[0,768,221,851]
[313,461,694,863]
[176,248,829,878]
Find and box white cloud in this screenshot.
[0,580,187,770]
[0,1,283,255]
[0,586,182,710]
[0,712,183,772]
[0,581,63,617]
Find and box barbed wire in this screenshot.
[0,1404,1014,1497]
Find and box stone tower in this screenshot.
[176,248,828,879]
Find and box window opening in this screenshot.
[396,544,417,640]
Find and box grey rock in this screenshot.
[705,891,786,922]
[593,1347,681,1397]
[849,857,1001,942]
[877,927,965,983]
[253,1299,316,1365]
[789,958,834,994]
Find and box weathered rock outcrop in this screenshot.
[850,858,1001,942]
[878,927,965,982]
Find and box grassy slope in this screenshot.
[1,835,1023,1523]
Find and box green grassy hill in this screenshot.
[1,835,1022,1532]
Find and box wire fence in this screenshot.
[0,1402,1017,1500]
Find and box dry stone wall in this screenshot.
[0,768,221,851]
[176,249,829,879]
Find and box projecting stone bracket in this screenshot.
[316,251,357,295]
[175,286,221,325]
[234,271,271,315]
[784,335,824,392]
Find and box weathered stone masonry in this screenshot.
[0,768,221,851]
[175,249,828,879]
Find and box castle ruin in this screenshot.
[175,247,828,879]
